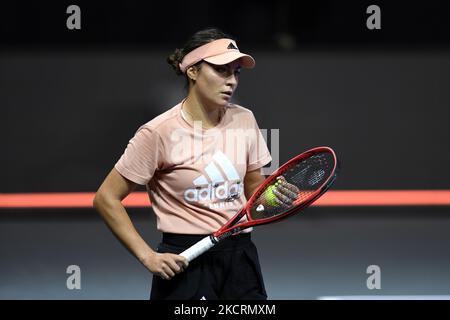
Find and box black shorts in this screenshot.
[150,232,267,300]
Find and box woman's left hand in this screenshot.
[268,176,300,207]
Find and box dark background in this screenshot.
[2,0,450,47]
[1,0,450,299]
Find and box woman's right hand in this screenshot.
[142,252,189,280]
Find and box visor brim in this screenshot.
[203,52,255,69]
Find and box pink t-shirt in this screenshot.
[115,101,272,234]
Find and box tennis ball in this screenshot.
[264,184,279,206]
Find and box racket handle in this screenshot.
[179,236,216,262]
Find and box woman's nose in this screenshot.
[226,73,238,87]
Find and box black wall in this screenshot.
[2,50,450,192]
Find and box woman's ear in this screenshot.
[186,66,198,81]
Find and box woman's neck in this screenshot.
[182,94,223,129]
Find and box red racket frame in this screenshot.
[212,146,338,239]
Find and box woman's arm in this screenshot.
[244,168,266,199]
[93,168,188,280]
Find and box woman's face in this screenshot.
[193,60,242,107]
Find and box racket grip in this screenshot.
[179,236,216,262]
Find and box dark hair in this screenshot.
[167,28,235,76]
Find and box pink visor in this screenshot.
[179,38,255,73]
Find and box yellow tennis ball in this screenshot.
[264,184,279,206]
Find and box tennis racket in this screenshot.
[180,146,339,262]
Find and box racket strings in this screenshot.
[249,152,335,220]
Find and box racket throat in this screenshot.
[210,235,219,244]
[215,227,242,241]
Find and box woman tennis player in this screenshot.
[93,28,297,300]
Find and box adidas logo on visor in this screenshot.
[184,151,243,204]
[227,42,238,50]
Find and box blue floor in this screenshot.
[1,207,450,299]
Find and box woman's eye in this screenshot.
[211,64,240,77]
[216,67,227,73]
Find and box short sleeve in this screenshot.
[114,126,163,185]
[247,113,272,172]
